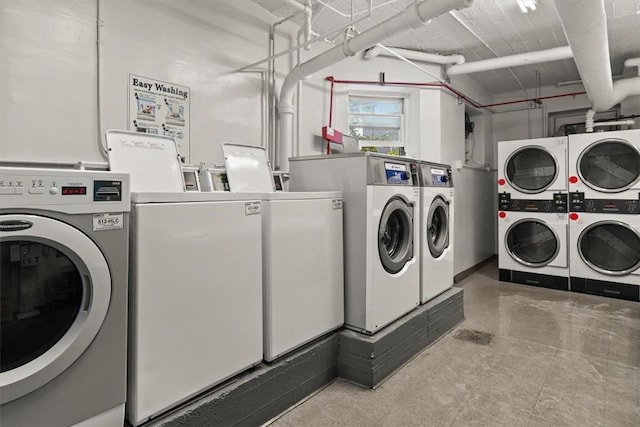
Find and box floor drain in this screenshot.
[453,329,493,345]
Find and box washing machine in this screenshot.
[498,137,568,198]
[0,167,130,427]
[417,161,455,303]
[568,203,640,301]
[222,143,344,362]
[568,129,640,199]
[498,193,570,290]
[290,153,421,334]
[105,131,264,425]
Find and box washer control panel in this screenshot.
[418,163,453,187]
[0,168,130,213]
[569,192,640,214]
[499,192,568,213]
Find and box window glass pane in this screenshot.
[349,97,403,114]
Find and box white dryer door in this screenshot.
[0,215,111,404]
[505,145,560,194]
[577,138,640,192]
[504,218,562,267]
[578,220,640,276]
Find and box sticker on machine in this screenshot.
[245,201,261,216]
[332,199,343,210]
[93,213,124,231]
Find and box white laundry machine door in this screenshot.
[577,220,640,278]
[377,196,415,274]
[0,214,111,404]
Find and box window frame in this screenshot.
[347,93,406,148]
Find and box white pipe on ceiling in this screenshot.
[446,46,573,75]
[364,44,465,65]
[277,0,474,170]
[553,0,614,112]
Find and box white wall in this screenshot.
[0,0,293,165]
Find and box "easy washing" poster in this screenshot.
[128,74,191,162]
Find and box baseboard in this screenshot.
[454,255,496,284]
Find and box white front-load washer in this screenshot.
[290,153,421,334]
[568,129,640,200]
[568,211,640,301]
[417,161,454,303]
[498,197,570,291]
[0,167,130,427]
[498,137,568,199]
[221,143,344,362]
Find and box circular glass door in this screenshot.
[506,146,558,193]
[578,139,640,192]
[578,221,640,276]
[0,215,111,404]
[505,219,560,267]
[427,197,449,258]
[378,198,413,274]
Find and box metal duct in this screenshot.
[553,0,614,112]
[447,46,573,75]
[277,0,474,170]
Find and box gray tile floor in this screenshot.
[269,262,640,426]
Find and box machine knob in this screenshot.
[49,187,59,195]
[400,172,409,180]
[440,175,448,183]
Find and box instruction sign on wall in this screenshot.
[128,74,191,162]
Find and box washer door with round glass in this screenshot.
[578,221,640,276]
[505,219,560,267]
[578,139,640,193]
[506,146,558,194]
[378,198,414,274]
[0,215,111,404]
[427,197,449,258]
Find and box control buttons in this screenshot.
[49,187,59,195]
[498,211,507,219]
[498,178,506,186]
[569,176,578,184]
[0,187,13,195]
[28,187,45,195]
[569,212,579,221]
[440,175,448,183]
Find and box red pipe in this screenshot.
[325,76,586,110]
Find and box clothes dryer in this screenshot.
[222,143,344,362]
[568,129,640,200]
[498,137,568,198]
[498,193,570,290]
[417,161,454,303]
[290,153,421,334]
[0,167,130,427]
[568,209,640,301]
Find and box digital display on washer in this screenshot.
[385,162,410,184]
[62,186,87,196]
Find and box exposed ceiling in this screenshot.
[255,0,640,96]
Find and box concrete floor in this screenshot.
[269,262,640,426]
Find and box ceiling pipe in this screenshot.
[447,46,573,75]
[277,0,474,170]
[364,44,465,65]
[553,0,614,112]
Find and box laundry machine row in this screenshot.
[498,130,640,301]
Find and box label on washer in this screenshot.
[245,201,261,216]
[93,213,123,231]
[332,199,343,210]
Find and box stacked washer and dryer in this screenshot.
[290,153,422,334]
[567,129,640,301]
[497,137,571,290]
[0,167,130,427]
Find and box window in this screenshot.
[348,96,404,150]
